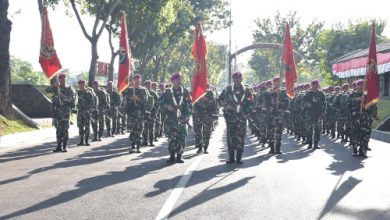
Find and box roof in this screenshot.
[331,41,390,64]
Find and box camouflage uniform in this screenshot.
[255,87,269,146]
[219,84,253,163]
[46,84,75,152]
[264,88,289,154]
[106,89,121,136]
[193,89,217,154]
[116,93,127,134]
[143,88,159,146]
[92,88,109,141]
[303,90,326,148]
[76,88,94,146]
[125,86,148,153]
[162,85,192,163]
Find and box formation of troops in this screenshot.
[46,71,378,164]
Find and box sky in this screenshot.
[8,0,390,73]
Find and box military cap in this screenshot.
[334,86,340,90]
[232,71,242,79]
[264,80,272,86]
[151,82,157,86]
[311,79,319,85]
[133,74,141,79]
[328,86,334,90]
[92,80,99,85]
[342,83,350,89]
[356,79,364,86]
[144,80,151,85]
[78,79,86,84]
[171,72,181,81]
[159,82,165,88]
[58,73,66,79]
[272,76,280,82]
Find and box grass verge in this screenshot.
[0,115,37,136]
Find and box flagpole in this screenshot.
[228,0,232,85]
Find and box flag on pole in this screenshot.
[39,7,62,79]
[118,12,131,94]
[191,22,208,104]
[282,23,297,98]
[364,23,380,109]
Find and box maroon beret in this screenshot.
[171,72,181,81]
[78,79,85,84]
[232,72,242,79]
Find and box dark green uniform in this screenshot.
[143,89,159,146]
[303,90,326,148]
[106,89,121,136]
[76,88,94,146]
[92,88,109,141]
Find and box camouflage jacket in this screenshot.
[303,90,326,118]
[219,84,253,122]
[77,89,94,114]
[124,86,148,116]
[107,89,121,110]
[46,85,75,118]
[94,88,110,111]
[161,86,192,122]
[264,88,289,116]
[193,89,217,119]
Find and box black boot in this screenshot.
[268,142,275,154]
[62,139,68,152]
[203,145,208,154]
[129,144,135,154]
[98,132,102,141]
[275,142,282,154]
[53,141,62,152]
[226,150,235,164]
[352,146,358,157]
[84,135,90,146]
[236,149,243,164]
[307,140,313,149]
[149,137,155,147]
[176,153,184,163]
[167,153,175,164]
[77,135,84,146]
[92,133,98,142]
[196,145,203,154]
[358,147,367,157]
[142,137,148,146]
[136,144,141,153]
[331,131,335,139]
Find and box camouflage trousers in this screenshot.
[337,115,348,137]
[305,117,321,143]
[92,109,105,136]
[266,115,284,145]
[193,118,212,148]
[105,108,118,134]
[116,110,126,133]
[143,114,155,143]
[226,118,247,152]
[350,114,372,150]
[54,115,70,144]
[256,110,268,142]
[128,113,144,146]
[165,119,187,154]
[154,111,161,137]
[77,111,91,137]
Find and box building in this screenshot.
[331,41,390,96]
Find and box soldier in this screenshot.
[219,71,253,164]
[116,92,126,134]
[193,85,217,154]
[157,82,166,137]
[125,74,148,153]
[106,81,121,137]
[152,82,161,141]
[46,73,75,152]
[264,76,288,154]
[162,72,192,163]
[142,80,159,146]
[76,79,94,146]
[339,83,351,142]
[256,81,270,146]
[91,80,109,141]
[333,86,342,139]
[303,79,326,149]
[326,86,337,138]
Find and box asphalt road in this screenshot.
[1,118,389,220]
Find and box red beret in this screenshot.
[356,79,364,86]
[107,81,113,85]
[342,83,350,88]
[151,82,157,86]
[58,73,66,79]
[232,72,242,79]
[171,72,181,81]
[78,79,85,84]
[311,79,319,85]
[133,74,141,79]
[144,80,151,85]
[334,86,340,90]
[264,80,272,86]
[159,83,165,87]
[92,80,99,85]
[272,76,280,82]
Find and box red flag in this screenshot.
[364,24,380,109]
[118,13,131,94]
[191,22,208,104]
[282,23,297,98]
[39,7,62,79]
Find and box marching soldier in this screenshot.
[143,80,159,146]
[152,82,161,141]
[303,79,326,149]
[106,81,121,137]
[91,80,109,141]
[193,85,217,154]
[124,74,148,153]
[219,71,253,164]
[339,83,351,142]
[76,79,94,146]
[161,72,192,163]
[116,92,127,134]
[265,76,288,154]
[157,82,167,137]
[46,73,75,152]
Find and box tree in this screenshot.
[0,0,13,118]
[10,56,49,85]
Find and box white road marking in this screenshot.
[155,154,205,220]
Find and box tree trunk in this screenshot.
[108,51,118,82]
[88,38,98,86]
[0,0,13,118]
[153,56,161,82]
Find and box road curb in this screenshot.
[371,129,390,143]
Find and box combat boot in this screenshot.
[84,135,90,146]
[226,150,235,164]
[142,137,148,146]
[149,137,155,147]
[91,133,98,142]
[307,140,313,149]
[236,149,243,164]
[167,153,175,164]
[331,131,335,139]
[203,145,208,154]
[136,145,141,153]
[352,146,358,157]
[268,142,275,154]
[275,142,282,154]
[77,135,84,146]
[62,139,68,152]
[176,153,184,163]
[129,144,135,154]
[296,135,301,142]
[53,141,62,152]
[98,132,102,141]
[196,145,203,154]
[358,147,367,157]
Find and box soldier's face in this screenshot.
[107,83,113,91]
[134,78,141,86]
[79,82,85,90]
[145,84,151,89]
[233,77,242,85]
[172,78,180,87]
[152,85,157,90]
[273,81,280,88]
[93,84,99,90]
[59,77,66,86]
[311,84,319,91]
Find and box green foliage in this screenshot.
[372,98,390,129]
[10,56,49,85]
[0,115,36,136]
